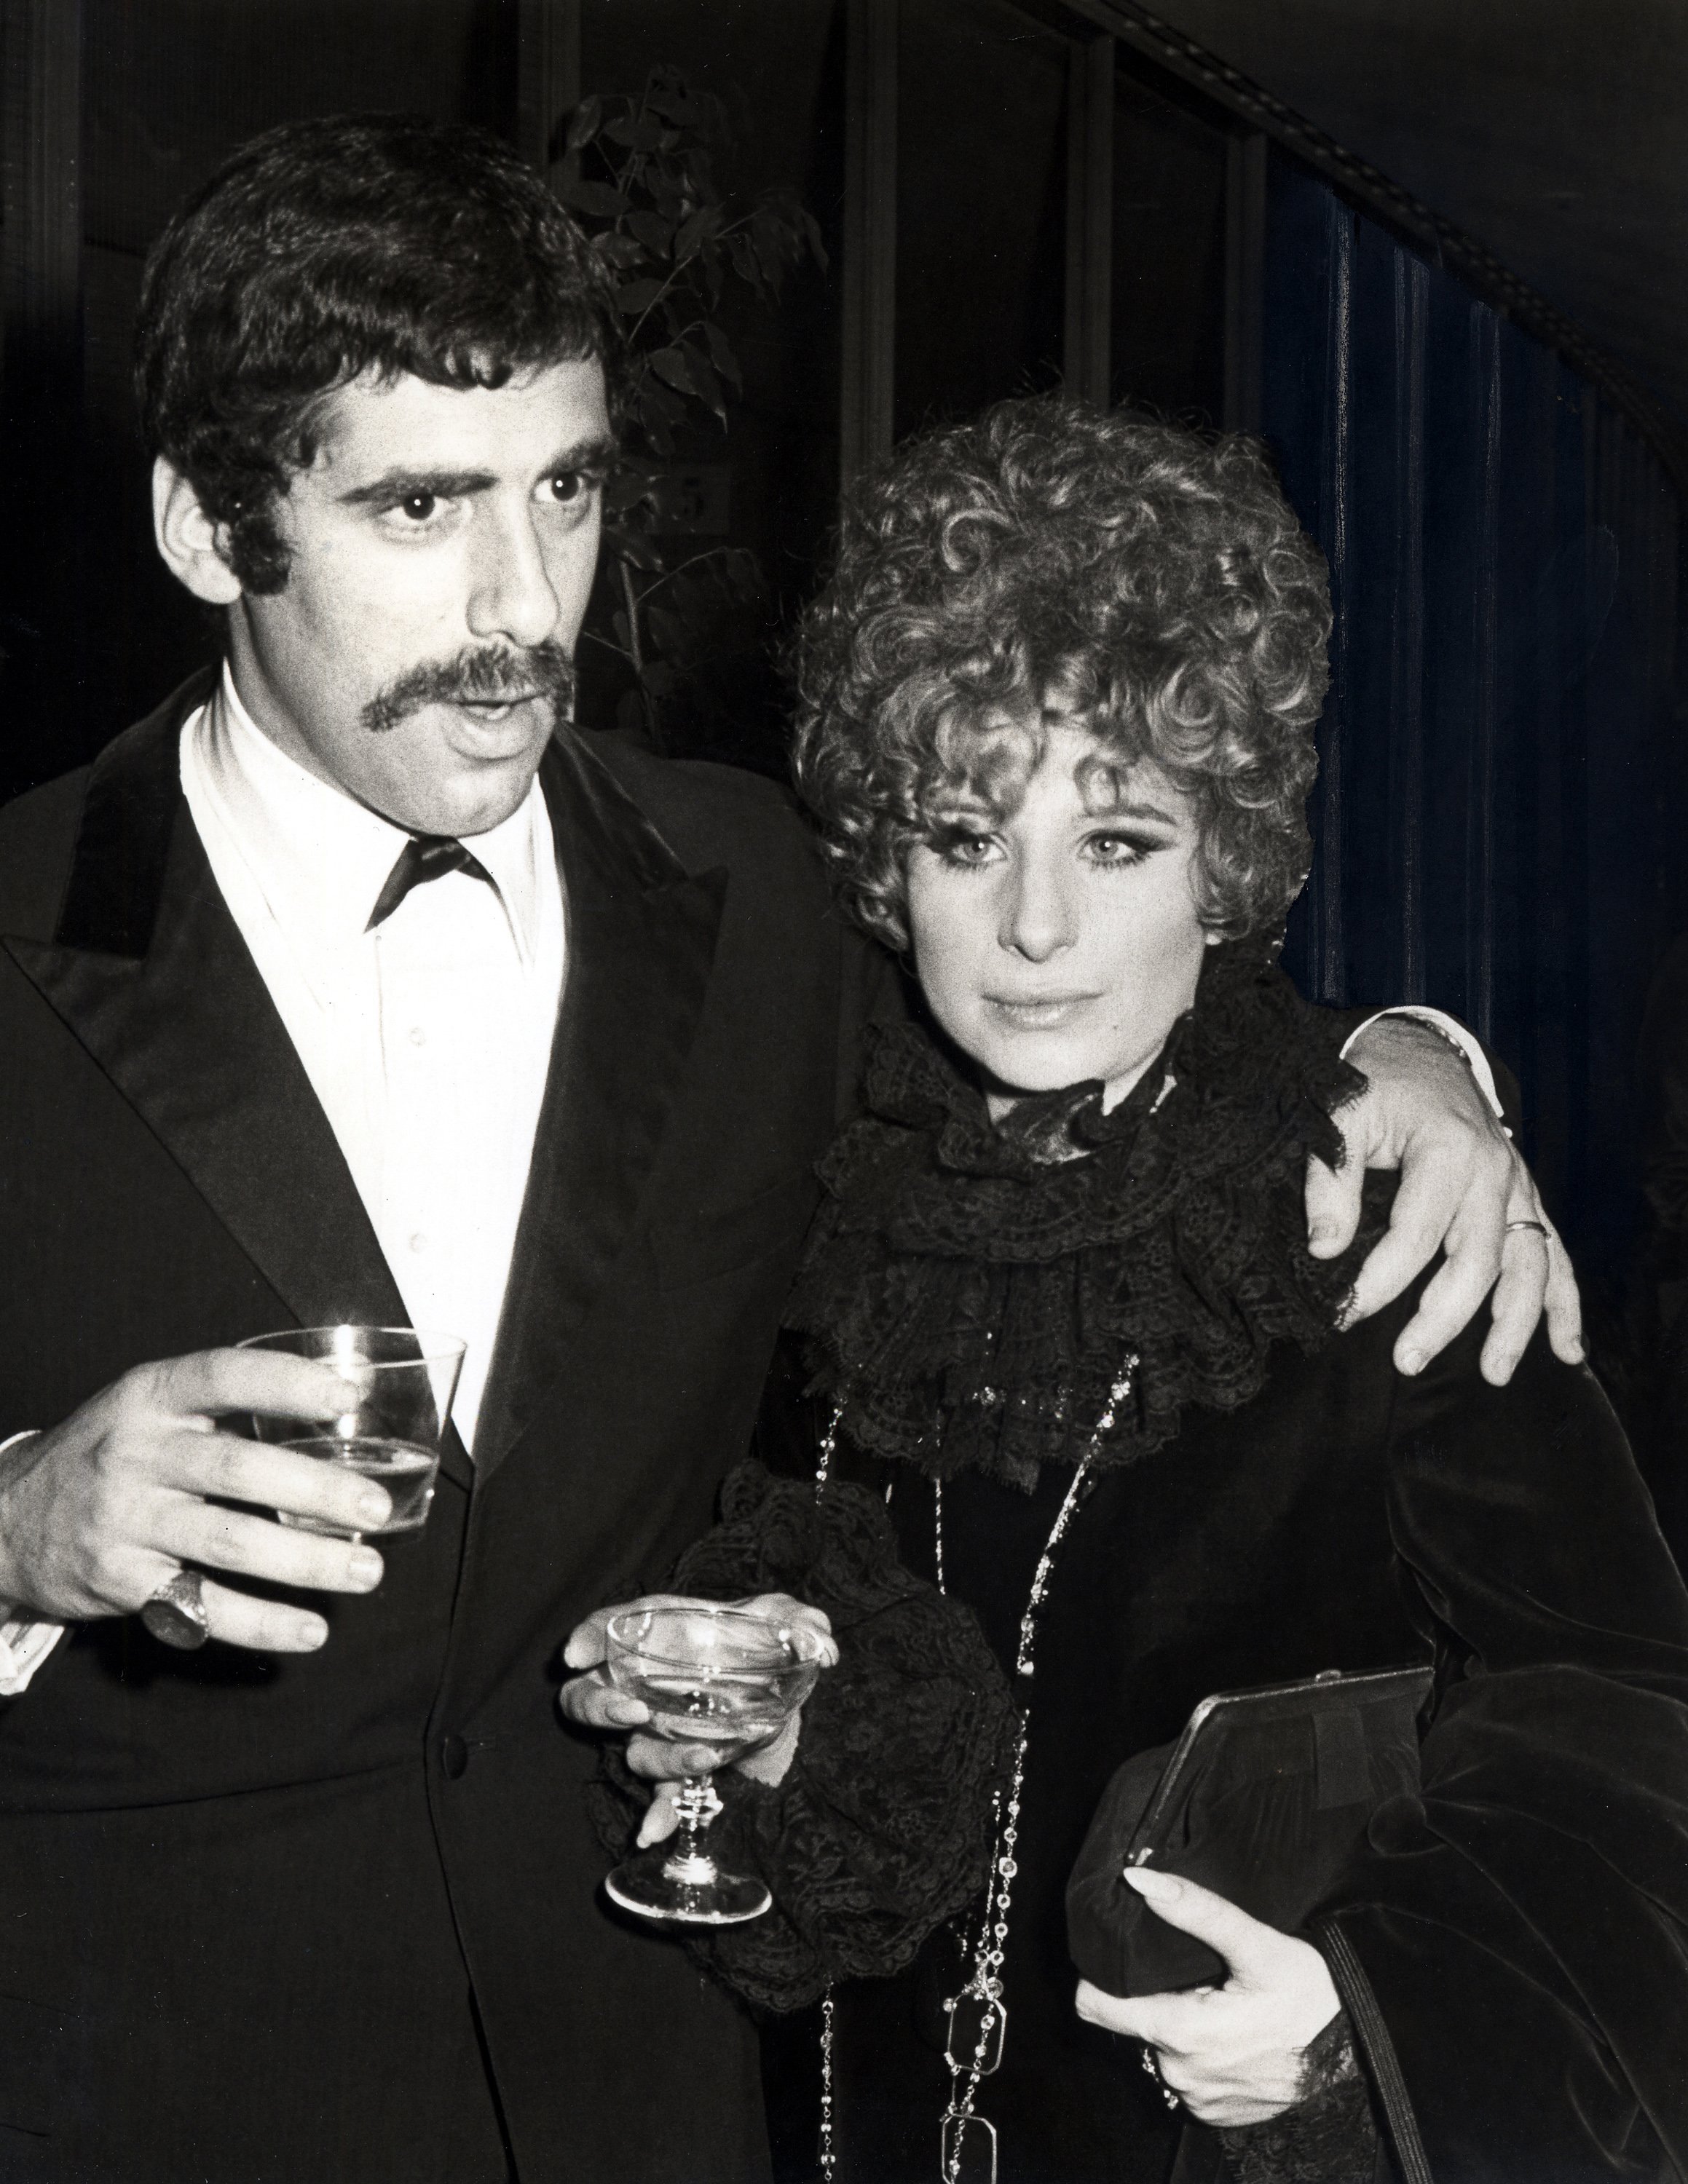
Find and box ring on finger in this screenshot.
[141,1567,210,1651]
[1504,1219,1550,1239]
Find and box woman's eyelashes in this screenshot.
[928,824,1002,869]
[1081,829,1164,868]
[923,824,1168,871]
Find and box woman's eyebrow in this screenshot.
[1077,788,1181,824]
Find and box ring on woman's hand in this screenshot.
[1504,1219,1550,1238]
[141,1569,210,1650]
[1140,2046,1180,2110]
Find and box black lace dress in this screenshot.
[593,947,1688,2184]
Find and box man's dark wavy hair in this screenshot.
[791,398,1332,950]
[135,113,621,593]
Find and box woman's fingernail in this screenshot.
[1309,1222,1337,1249]
[1400,1347,1427,1375]
[608,1696,648,1727]
[347,1546,384,1588]
[1123,1864,1181,1902]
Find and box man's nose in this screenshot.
[466,507,561,649]
[998,857,1077,962]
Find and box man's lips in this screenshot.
[453,692,543,714]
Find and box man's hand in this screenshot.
[0,1350,395,1650]
[1311,1016,1583,1382]
[561,1591,837,1845]
[1075,1867,1341,2128]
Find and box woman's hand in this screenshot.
[1075,1867,1341,2128]
[1312,1016,1582,1384]
[559,1591,838,1844]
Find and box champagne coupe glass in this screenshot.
[238,1326,466,1542]
[602,1602,828,1926]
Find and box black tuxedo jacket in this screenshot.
[0,673,889,2183]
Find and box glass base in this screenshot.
[604,1844,772,1926]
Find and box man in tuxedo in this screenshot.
[0,115,1572,2184]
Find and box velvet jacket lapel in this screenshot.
[1,692,725,1490]
[469,730,727,1481]
[0,681,471,1484]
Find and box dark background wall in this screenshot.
[1,0,1683,1322]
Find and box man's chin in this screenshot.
[394,704,556,836]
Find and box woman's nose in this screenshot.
[467,508,561,649]
[998,858,1078,961]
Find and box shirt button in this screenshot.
[441,1733,469,1780]
[409,1025,427,1047]
[409,1232,428,1254]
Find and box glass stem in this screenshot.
[666,1774,723,1881]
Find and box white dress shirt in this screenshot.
[0,684,1499,1696]
[181,667,567,1449]
[1,665,566,1691]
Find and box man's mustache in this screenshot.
[360,642,577,736]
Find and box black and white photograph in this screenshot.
[1,3,1684,2178]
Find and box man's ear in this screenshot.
[152,457,243,605]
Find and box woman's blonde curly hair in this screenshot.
[790,397,1332,951]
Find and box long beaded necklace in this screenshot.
[812,1355,1139,2184]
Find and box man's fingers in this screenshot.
[1341,1179,1451,1332]
[1345,1132,1503,1345]
[165,1495,385,1596]
[156,1431,394,1535]
[1304,1149,1362,1259]
[194,1575,331,1653]
[1478,1223,1550,1385]
[1121,1868,1294,1987]
[1542,1224,1586,1366]
[145,1348,363,1425]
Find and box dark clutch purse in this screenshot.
[1066,1663,1432,1998]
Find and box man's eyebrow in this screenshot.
[337,467,496,507]
[336,435,620,507]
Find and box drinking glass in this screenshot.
[237,1325,466,1541]
[602,1602,828,1926]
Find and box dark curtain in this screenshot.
[1263,160,1684,1275]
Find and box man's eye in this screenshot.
[545,472,587,504]
[398,492,437,522]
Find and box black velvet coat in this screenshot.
[806,1290,1688,2184]
[0,676,889,2184]
[715,1002,1688,2184]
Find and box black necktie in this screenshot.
[366,834,495,931]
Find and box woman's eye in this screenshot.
[399,492,437,523]
[936,831,998,868]
[1086,833,1152,866]
[546,472,586,504]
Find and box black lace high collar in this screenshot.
[785,941,1379,1491]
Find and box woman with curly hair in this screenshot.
[577,401,1688,2184]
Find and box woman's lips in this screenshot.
[985,992,1098,1029]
